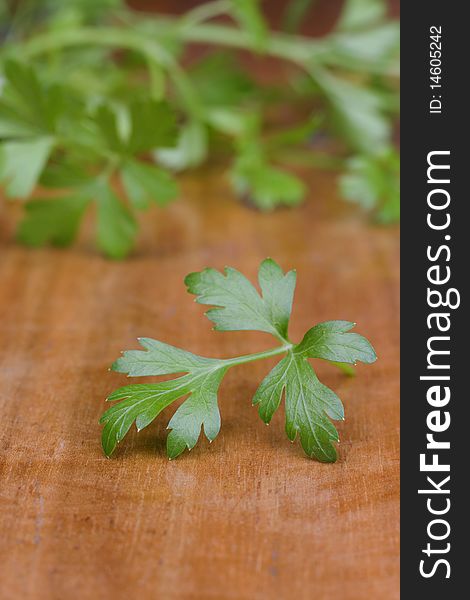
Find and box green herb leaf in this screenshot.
[126,99,177,154]
[112,338,217,377]
[232,162,306,210]
[17,195,89,247]
[312,68,389,153]
[296,320,377,364]
[185,258,296,340]
[156,121,208,171]
[252,319,375,462]
[327,0,400,79]
[253,352,344,461]
[189,52,255,107]
[39,162,90,189]
[0,60,65,135]
[340,149,400,223]
[96,182,137,259]
[0,137,54,197]
[328,23,399,71]
[92,98,177,156]
[166,368,225,459]
[231,117,307,209]
[257,258,297,340]
[103,259,376,460]
[121,159,178,209]
[94,104,125,153]
[102,338,226,457]
[336,0,386,31]
[100,382,184,457]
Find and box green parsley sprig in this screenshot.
[102,259,376,461]
[0,0,399,258]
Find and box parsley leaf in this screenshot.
[156,121,208,172]
[336,0,386,31]
[93,99,177,156]
[96,182,137,260]
[17,195,89,247]
[339,149,400,223]
[295,320,377,363]
[253,353,344,462]
[0,60,62,196]
[0,59,63,136]
[254,320,375,461]
[125,99,177,155]
[103,259,376,461]
[121,159,178,210]
[312,68,390,154]
[322,0,399,78]
[0,58,178,256]
[231,120,306,210]
[102,338,226,458]
[184,258,296,340]
[0,137,54,197]
[188,52,255,108]
[166,369,225,459]
[233,161,306,210]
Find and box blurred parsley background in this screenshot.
[0,0,399,258]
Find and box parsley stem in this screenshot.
[15,22,326,99]
[17,23,311,65]
[11,20,337,124]
[17,27,202,118]
[181,1,233,28]
[174,22,325,65]
[222,343,292,368]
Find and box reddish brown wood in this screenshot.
[0,165,399,599]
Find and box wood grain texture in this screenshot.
[0,167,399,600]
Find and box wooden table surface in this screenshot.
[0,167,399,600]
